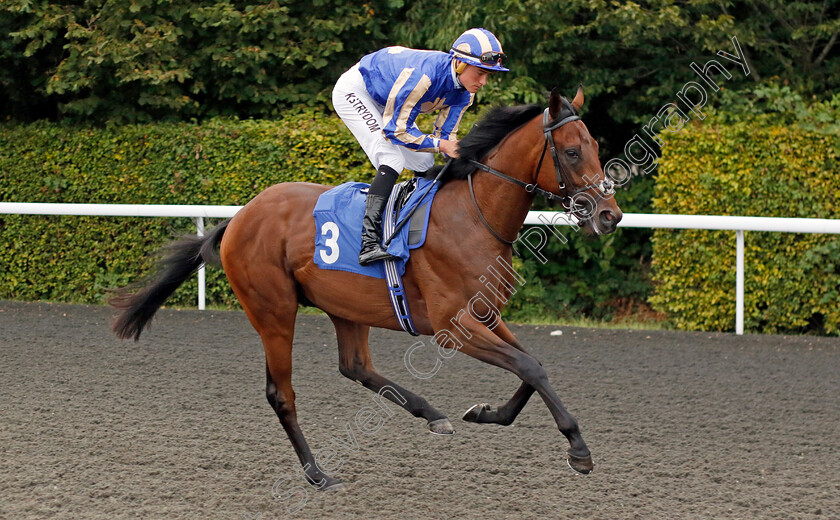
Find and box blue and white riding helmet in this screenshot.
[450,28,509,72]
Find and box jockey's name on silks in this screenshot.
[358,47,474,152]
[343,92,382,133]
[312,179,440,279]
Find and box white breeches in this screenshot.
[332,65,435,174]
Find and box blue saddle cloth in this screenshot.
[313,178,440,278]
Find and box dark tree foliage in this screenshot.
[394,0,838,154]
[1,0,404,122]
[3,1,837,124]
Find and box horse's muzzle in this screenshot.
[598,208,622,234]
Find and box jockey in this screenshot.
[332,28,509,266]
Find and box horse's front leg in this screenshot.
[462,321,535,426]
[442,318,593,474]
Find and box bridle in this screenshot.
[468,105,615,245]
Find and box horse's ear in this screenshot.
[549,88,562,119]
[571,84,584,112]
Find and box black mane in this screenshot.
[421,104,542,182]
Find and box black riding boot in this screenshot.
[359,165,400,266]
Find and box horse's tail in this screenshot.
[110,219,230,341]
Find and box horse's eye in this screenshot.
[565,149,579,159]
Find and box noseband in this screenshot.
[468,106,615,245]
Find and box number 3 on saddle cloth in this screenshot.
[313,177,441,336]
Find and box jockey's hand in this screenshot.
[439,139,460,159]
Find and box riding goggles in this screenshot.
[454,50,508,68]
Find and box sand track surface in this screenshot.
[1,300,838,519]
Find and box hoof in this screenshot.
[321,480,346,492]
[567,451,594,475]
[428,418,455,435]
[462,403,492,423]
[310,474,344,491]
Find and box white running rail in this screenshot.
[2,202,839,334]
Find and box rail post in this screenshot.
[736,230,744,335]
[196,217,205,310]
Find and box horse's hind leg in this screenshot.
[232,268,343,490]
[330,315,454,435]
[462,322,535,426]
[262,327,344,491]
[463,382,535,426]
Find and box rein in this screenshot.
[467,173,517,245]
[468,107,615,245]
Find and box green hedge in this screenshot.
[0,113,376,307]
[651,121,840,334]
[0,111,654,322]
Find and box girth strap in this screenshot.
[382,182,419,336]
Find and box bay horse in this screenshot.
[111,88,622,490]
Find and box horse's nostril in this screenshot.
[599,209,622,228]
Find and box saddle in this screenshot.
[312,177,441,335]
[386,176,434,247]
